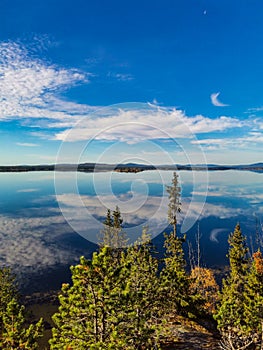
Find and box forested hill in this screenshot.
[0,162,263,173]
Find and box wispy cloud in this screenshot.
[0,40,90,123]
[16,142,39,147]
[107,72,133,81]
[191,138,235,148]
[210,92,229,107]
[0,40,258,153]
[54,107,243,142]
[16,188,39,193]
[247,106,263,113]
[191,129,263,150]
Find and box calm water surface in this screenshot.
[0,170,262,292]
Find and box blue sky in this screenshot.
[0,0,263,165]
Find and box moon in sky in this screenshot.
[210,92,229,107]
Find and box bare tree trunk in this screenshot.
[219,329,256,350]
[187,241,195,270]
[196,222,201,268]
[260,321,263,350]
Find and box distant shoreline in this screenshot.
[0,162,263,173]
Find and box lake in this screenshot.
[0,170,262,292]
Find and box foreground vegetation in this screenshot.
[0,173,263,349]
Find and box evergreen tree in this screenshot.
[166,172,181,237]
[99,208,113,247]
[123,228,160,349]
[50,247,132,349]
[50,227,161,349]
[0,298,43,350]
[160,172,190,316]
[160,231,191,316]
[215,224,249,332]
[0,267,43,349]
[0,267,17,331]
[99,206,128,249]
[112,206,128,249]
[243,250,263,339]
[228,223,249,279]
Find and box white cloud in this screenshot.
[16,142,39,147]
[0,39,259,155]
[191,138,235,150]
[247,106,263,113]
[16,188,39,193]
[107,72,134,81]
[210,92,229,107]
[54,107,243,142]
[244,131,263,143]
[191,129,263,151]
[0,41,90,123]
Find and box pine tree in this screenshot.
[99,208,113,247]
[99,206,128,249]
[50,247,132,349]
[0,298,43,350]
[112,206,128,249]
[160,231,191,316]
[214,224,257,349]
[228,223,249,279]
[243,250,263,340]
[50,227,161,350]
[166,172,181,237]
[123,228,160,349]
[215,224,249,331]
[0,267,43,349]
[0,267,18,331]
[160,172,190,316]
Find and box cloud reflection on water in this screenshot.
[0,170,262,285]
